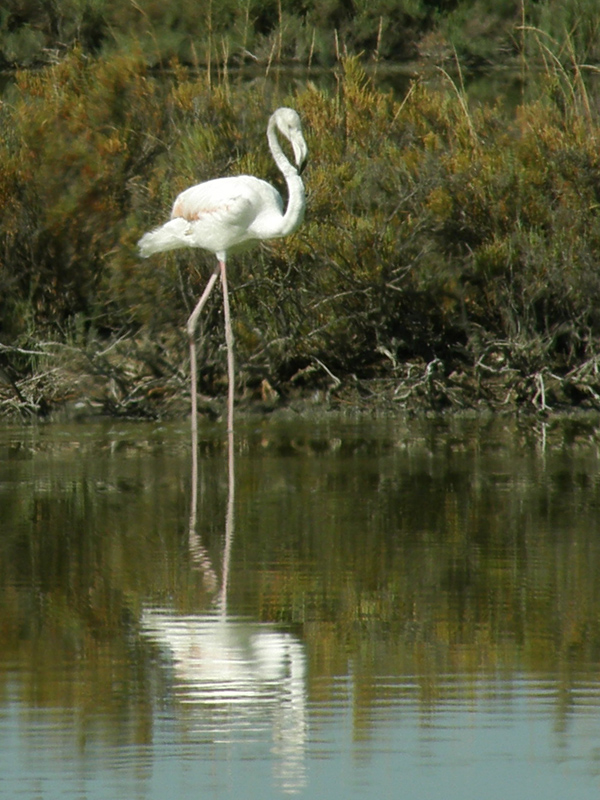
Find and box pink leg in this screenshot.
[219,259,235,435]
[219,259,235,615]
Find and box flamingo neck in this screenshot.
[267,119,306,237]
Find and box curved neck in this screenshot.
[267,119,306,237]
[267,116,298,179]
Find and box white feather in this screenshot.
[138,107,307,261]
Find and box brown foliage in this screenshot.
[3,53,600,416]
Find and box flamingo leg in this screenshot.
[219,259,235,436]
[219,259,236,610]
[187,263,220,508]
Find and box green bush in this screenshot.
[0,51,166,338]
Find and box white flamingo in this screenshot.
[138,107,308,445]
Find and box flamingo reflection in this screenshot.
[141,428,307,793]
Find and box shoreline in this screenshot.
[3,342,600,423]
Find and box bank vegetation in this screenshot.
[2,3,600,418]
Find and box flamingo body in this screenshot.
[138,107,307,261]
[139,175,285,260]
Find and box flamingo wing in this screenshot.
[172,176,284,252]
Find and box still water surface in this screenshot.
[2,414,600,798]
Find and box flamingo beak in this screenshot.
[293,139,308,175]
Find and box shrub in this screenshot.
[3,49,600,413]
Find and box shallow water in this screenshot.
[2,415,600,798]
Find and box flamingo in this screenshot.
[138,107,308,450]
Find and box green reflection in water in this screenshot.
[1,415,600,762]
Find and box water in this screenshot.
[2,414,600,798]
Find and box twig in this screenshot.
[0,343,51,357]
[532,371,550,411]
[313,357,341,389]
